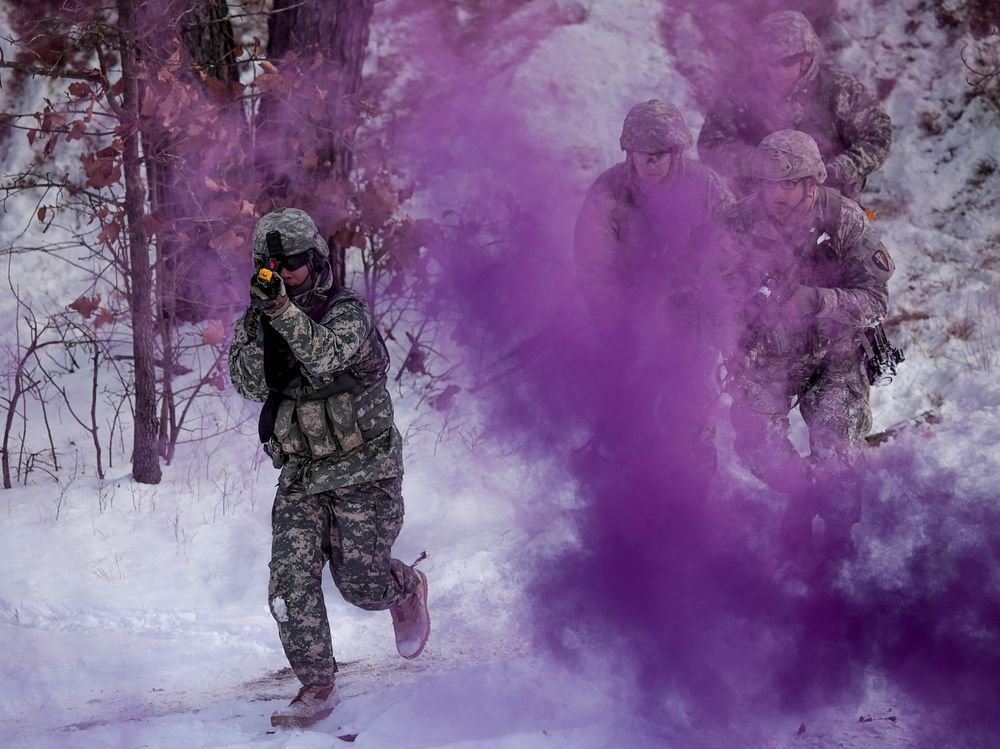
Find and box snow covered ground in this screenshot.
[2,0,999,747]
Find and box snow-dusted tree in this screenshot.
[116,0,161,483]
[0,0,248,483]
[0,0,452,488]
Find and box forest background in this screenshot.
[2,1,1000,748]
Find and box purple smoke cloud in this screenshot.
[384,4,1000,748]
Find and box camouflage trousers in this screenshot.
[728,345,872,547]
[268,475,420,686]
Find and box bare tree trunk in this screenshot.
[1,374,24,489]
[180,0,240,83]
[258,0,377,285]
[140,0,241,461]
[119,0,162,485]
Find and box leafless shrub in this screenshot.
[962,32,1000,110]
[92,550,125,580]
[958,292,1000,373]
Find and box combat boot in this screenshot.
[390,569,430,659]
[270,683,339,728]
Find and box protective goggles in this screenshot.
[260,252,312,272]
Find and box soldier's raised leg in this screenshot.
[327,477,430,658]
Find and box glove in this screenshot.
[249,271,288,316]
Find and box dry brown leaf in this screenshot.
[201,319,227,346]
[69,294,101,319]
[93,308,114,329]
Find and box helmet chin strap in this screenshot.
[793,180,817,214]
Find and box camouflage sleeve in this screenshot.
[814,200,893,329]
[267,297,369,379]
[706,167,735,220]
[228,307,268,402]
[698,200,761,356]
[574,175,625,321]
[827,68,892,186]
[697,100,757,181]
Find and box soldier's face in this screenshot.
[279,263,311,288]
[629,150,675,183]
[273,253,312,288]
[766,53,812,96]
[759,177,809,220]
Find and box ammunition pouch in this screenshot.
[271,376,394,460]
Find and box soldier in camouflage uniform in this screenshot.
[574,100,732,483]
[720,130,894,556]
[228,208,430,728]
[576,99,733,322]
[698,10,891,200]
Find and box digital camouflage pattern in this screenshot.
[230,207,422,693]
[719,184,893,503]
[619,99,695,153]
[229,290,401,493]
[575,115,732,485]
[252,206,331,264]
[698,13,891,199]
[751,129,827,183]
[575,157,732,324]
[268,476,419,685]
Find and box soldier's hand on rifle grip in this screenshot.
[250,268,289,316]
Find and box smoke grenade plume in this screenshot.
[384,3,999,747]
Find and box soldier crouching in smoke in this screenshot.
[574,100,733,490]
[698,10,891,200]
[720,130,894,560]
[228,208,430,728]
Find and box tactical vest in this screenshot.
[266,289,395,461]
[607,159,716,287]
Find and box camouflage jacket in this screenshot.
[574,157,732,324]
[718,186,894,365]
[698,64,891,198]
[229,288,402,494]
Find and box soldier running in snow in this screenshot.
[698,10,891,200]
[228,208,430,728]
[719,130,894,556]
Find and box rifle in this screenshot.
[858,323,904,386]
[251,230,285,301]
[251,265,283,300]
[742,269,802,357]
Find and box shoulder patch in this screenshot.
[872,249,893,273]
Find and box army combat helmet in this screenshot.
[752,130,827,184]
[755,10,821,63]
[755,10,821,96]
[619,99,694,153]
[252,207,330,269]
